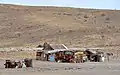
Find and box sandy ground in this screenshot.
[0,50,119,75]
[0,59,120,75]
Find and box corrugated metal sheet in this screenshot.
[50,44,68,49]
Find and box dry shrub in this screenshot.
[63,12,72,16]
[101,13,106,16]
[68,29,74,32]
[37,9,42,11]
[84,20,87,22]
[84,15,89,18]
[101,35,105,39]
[106,17,110,20]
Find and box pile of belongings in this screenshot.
[74,51,86,63]
[4,58,33,68]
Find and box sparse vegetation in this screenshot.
[84,15,89,18]
[58,30,62,33]
[63,12,72,16]
[0,4,119,47]
[37,9,42,11]
[68,29,74,32]
[101,13,106,16]
[84,20,87,22]
[101,35,105,39]
[106,17,110,20]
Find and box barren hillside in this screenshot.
[0,4,120,48]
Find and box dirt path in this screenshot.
[0,60,120,75]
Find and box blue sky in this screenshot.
[0,0,119,10]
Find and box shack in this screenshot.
[36,42,68,61]
[46,49,74,63]
[36,43,104,63]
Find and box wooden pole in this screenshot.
[117,50,119,60]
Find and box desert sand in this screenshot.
[0,55,120,75]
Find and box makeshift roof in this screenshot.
[50,44,68,50]
[46,49,67,54]
[42,42,54,50]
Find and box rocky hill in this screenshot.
[0,4,120,48]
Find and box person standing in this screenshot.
[106,53,110,61]
[22,60,26,68]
